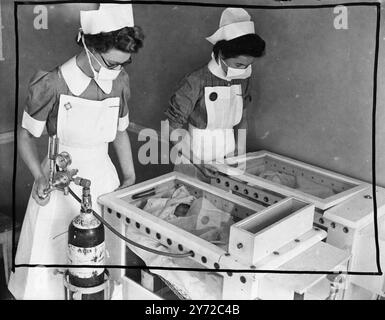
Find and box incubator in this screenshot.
[208,150,385,299]
[98,170,351,300]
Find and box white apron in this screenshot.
[175,84,243,181]
[174,84,243,181]
[8,60,121,300]
[190,85,243,162]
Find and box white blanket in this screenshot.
[259,170,336,199]
[124,186,234,299]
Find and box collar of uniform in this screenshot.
[60,55,113,96]
[208,54,231,82]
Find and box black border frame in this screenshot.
[11,1,383,280]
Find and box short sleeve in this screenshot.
[21,71,58,137]
[243,78,252,109]
[165,73,202,130]
[117,72,130,132]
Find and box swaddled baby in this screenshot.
[143,186,196,219]
[258,170,335,198]
[143,186,234,247]
[169,197,234,247]
[174,203,191,217]
[259,170,296,188]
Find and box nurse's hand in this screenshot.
[118,175,136,190]
[197,164,217,179]
[32,176,51,206]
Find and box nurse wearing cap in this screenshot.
[165,8,265,181]
[8,4,144,299]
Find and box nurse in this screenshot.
[8,4,143,299]
[165,8,265,181]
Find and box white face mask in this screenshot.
[82,36,122,81]
[221,58,252,80]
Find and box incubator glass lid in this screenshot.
[116,175,282,251]
[209,151,369,210]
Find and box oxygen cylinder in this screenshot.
[67,187,106,300]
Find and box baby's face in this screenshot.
[174,203,191,217]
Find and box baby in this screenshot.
[173,203,191,217]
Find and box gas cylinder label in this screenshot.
[68,243,105,278]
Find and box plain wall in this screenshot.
[0,0,16,134]
[0,0,384,222]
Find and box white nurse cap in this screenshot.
[206,8,255,45]
[80,3,135,35]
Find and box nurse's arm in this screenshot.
[18,127,50,205]
[113,130,136,188]
[234,108,248,156]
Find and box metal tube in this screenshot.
[47,135,59,186]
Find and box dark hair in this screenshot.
[78,26,144,53]
[213,33,266,60]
